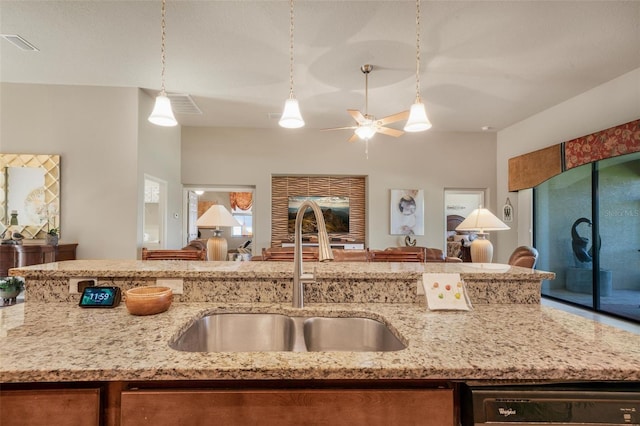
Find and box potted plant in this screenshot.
[46,227,59,246]
[0,277,24,305]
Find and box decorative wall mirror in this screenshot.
[0,154,60,239]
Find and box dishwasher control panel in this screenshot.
[462,383,639,425]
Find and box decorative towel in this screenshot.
[422,273,472,311]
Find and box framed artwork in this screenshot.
[390,189,424,236]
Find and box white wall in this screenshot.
[181,127,497,253]
[496,67,640,263]
[1,83,182,259]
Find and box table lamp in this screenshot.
[455,207,510,263]
[196,205,241,261]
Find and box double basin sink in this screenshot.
[170,313,406,353]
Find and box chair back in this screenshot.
[141,247,206,261]
[369,248,423,262]
[508,246,539,268]
[261,247,319,262]
[332,249,370,262]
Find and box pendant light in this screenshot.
[279,0,304,129]
[404,0,432,132]
[148,0,177,127]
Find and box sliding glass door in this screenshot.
[535,152,639,322]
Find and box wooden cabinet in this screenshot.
[0,388,100,426]
[120,388,454,426]
[0,243,77,276]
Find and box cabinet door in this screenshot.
[121,388,454,426]
[0,388,100,426]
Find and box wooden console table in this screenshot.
[0,243,78,276]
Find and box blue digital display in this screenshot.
[79,287,121,308]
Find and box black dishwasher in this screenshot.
[462,382,640,425]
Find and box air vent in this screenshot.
[167,93,202,115]
[1,34,39,51]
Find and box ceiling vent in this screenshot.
[166,93,202,115]
[1,34,39,51]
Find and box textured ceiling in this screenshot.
[1,0,639,131]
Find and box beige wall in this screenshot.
[0,83,182,259]
[181,127,497,253]
[496,67,640,263]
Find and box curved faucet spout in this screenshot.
[293,200,334,308]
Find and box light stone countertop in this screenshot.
[9,259,556,281]
[1,301,639,383]
[4,259,636,385]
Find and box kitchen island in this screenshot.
[1,260,638,426]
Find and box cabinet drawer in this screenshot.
[121,388,454,426]
[0,388,100,426]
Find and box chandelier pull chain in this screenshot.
[414,0,421,103]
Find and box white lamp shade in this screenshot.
[279,98,305,128]
[196,205,241,228]
[148,95,178,127]
[455,208,510,233]
[354,123,376,140]
[404,102,432,132]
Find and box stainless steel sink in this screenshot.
[169,313,406,353]
[302,316,406,352]
[169,313,296,352]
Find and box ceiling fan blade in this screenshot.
[376,110,409,126]
[348,133,360,143]
[347,109,367,124]
[376,126,404,138]
[321,126,358,131]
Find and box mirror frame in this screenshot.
[0,153,60,239]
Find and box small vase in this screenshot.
[46,234,59,246]
[0,288,21,305]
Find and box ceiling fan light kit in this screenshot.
[279,0,305,129]
[404,0,432,133]
[323,64,409,144]
[148,0,177,127]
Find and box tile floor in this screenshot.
[542,297,640,335]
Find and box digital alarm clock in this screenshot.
[79,286,121,308]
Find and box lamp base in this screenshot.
[470,233,493,263]
[206,230,228,261]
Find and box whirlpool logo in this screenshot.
[498,407,517,417]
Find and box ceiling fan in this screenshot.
[323,64,409,143]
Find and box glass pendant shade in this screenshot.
[404,101,432,132]
[355,123,376,140]
[279,97,305,129]
[148,95,177,127]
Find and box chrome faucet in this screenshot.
[292,200,334,308]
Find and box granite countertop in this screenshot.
[1,300,638,383]
[9,259,556,281]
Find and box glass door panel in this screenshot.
[597,153,640,321]
[536,162,594,309]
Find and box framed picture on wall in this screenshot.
[390,189,424,236]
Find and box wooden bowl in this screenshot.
[125,286,173,316]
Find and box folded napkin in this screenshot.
[422,273,472,311]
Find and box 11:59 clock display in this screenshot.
[79,286,121,308]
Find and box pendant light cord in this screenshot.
[159,0,168,96]
[288,0,295,98]
[414,0,422,103]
